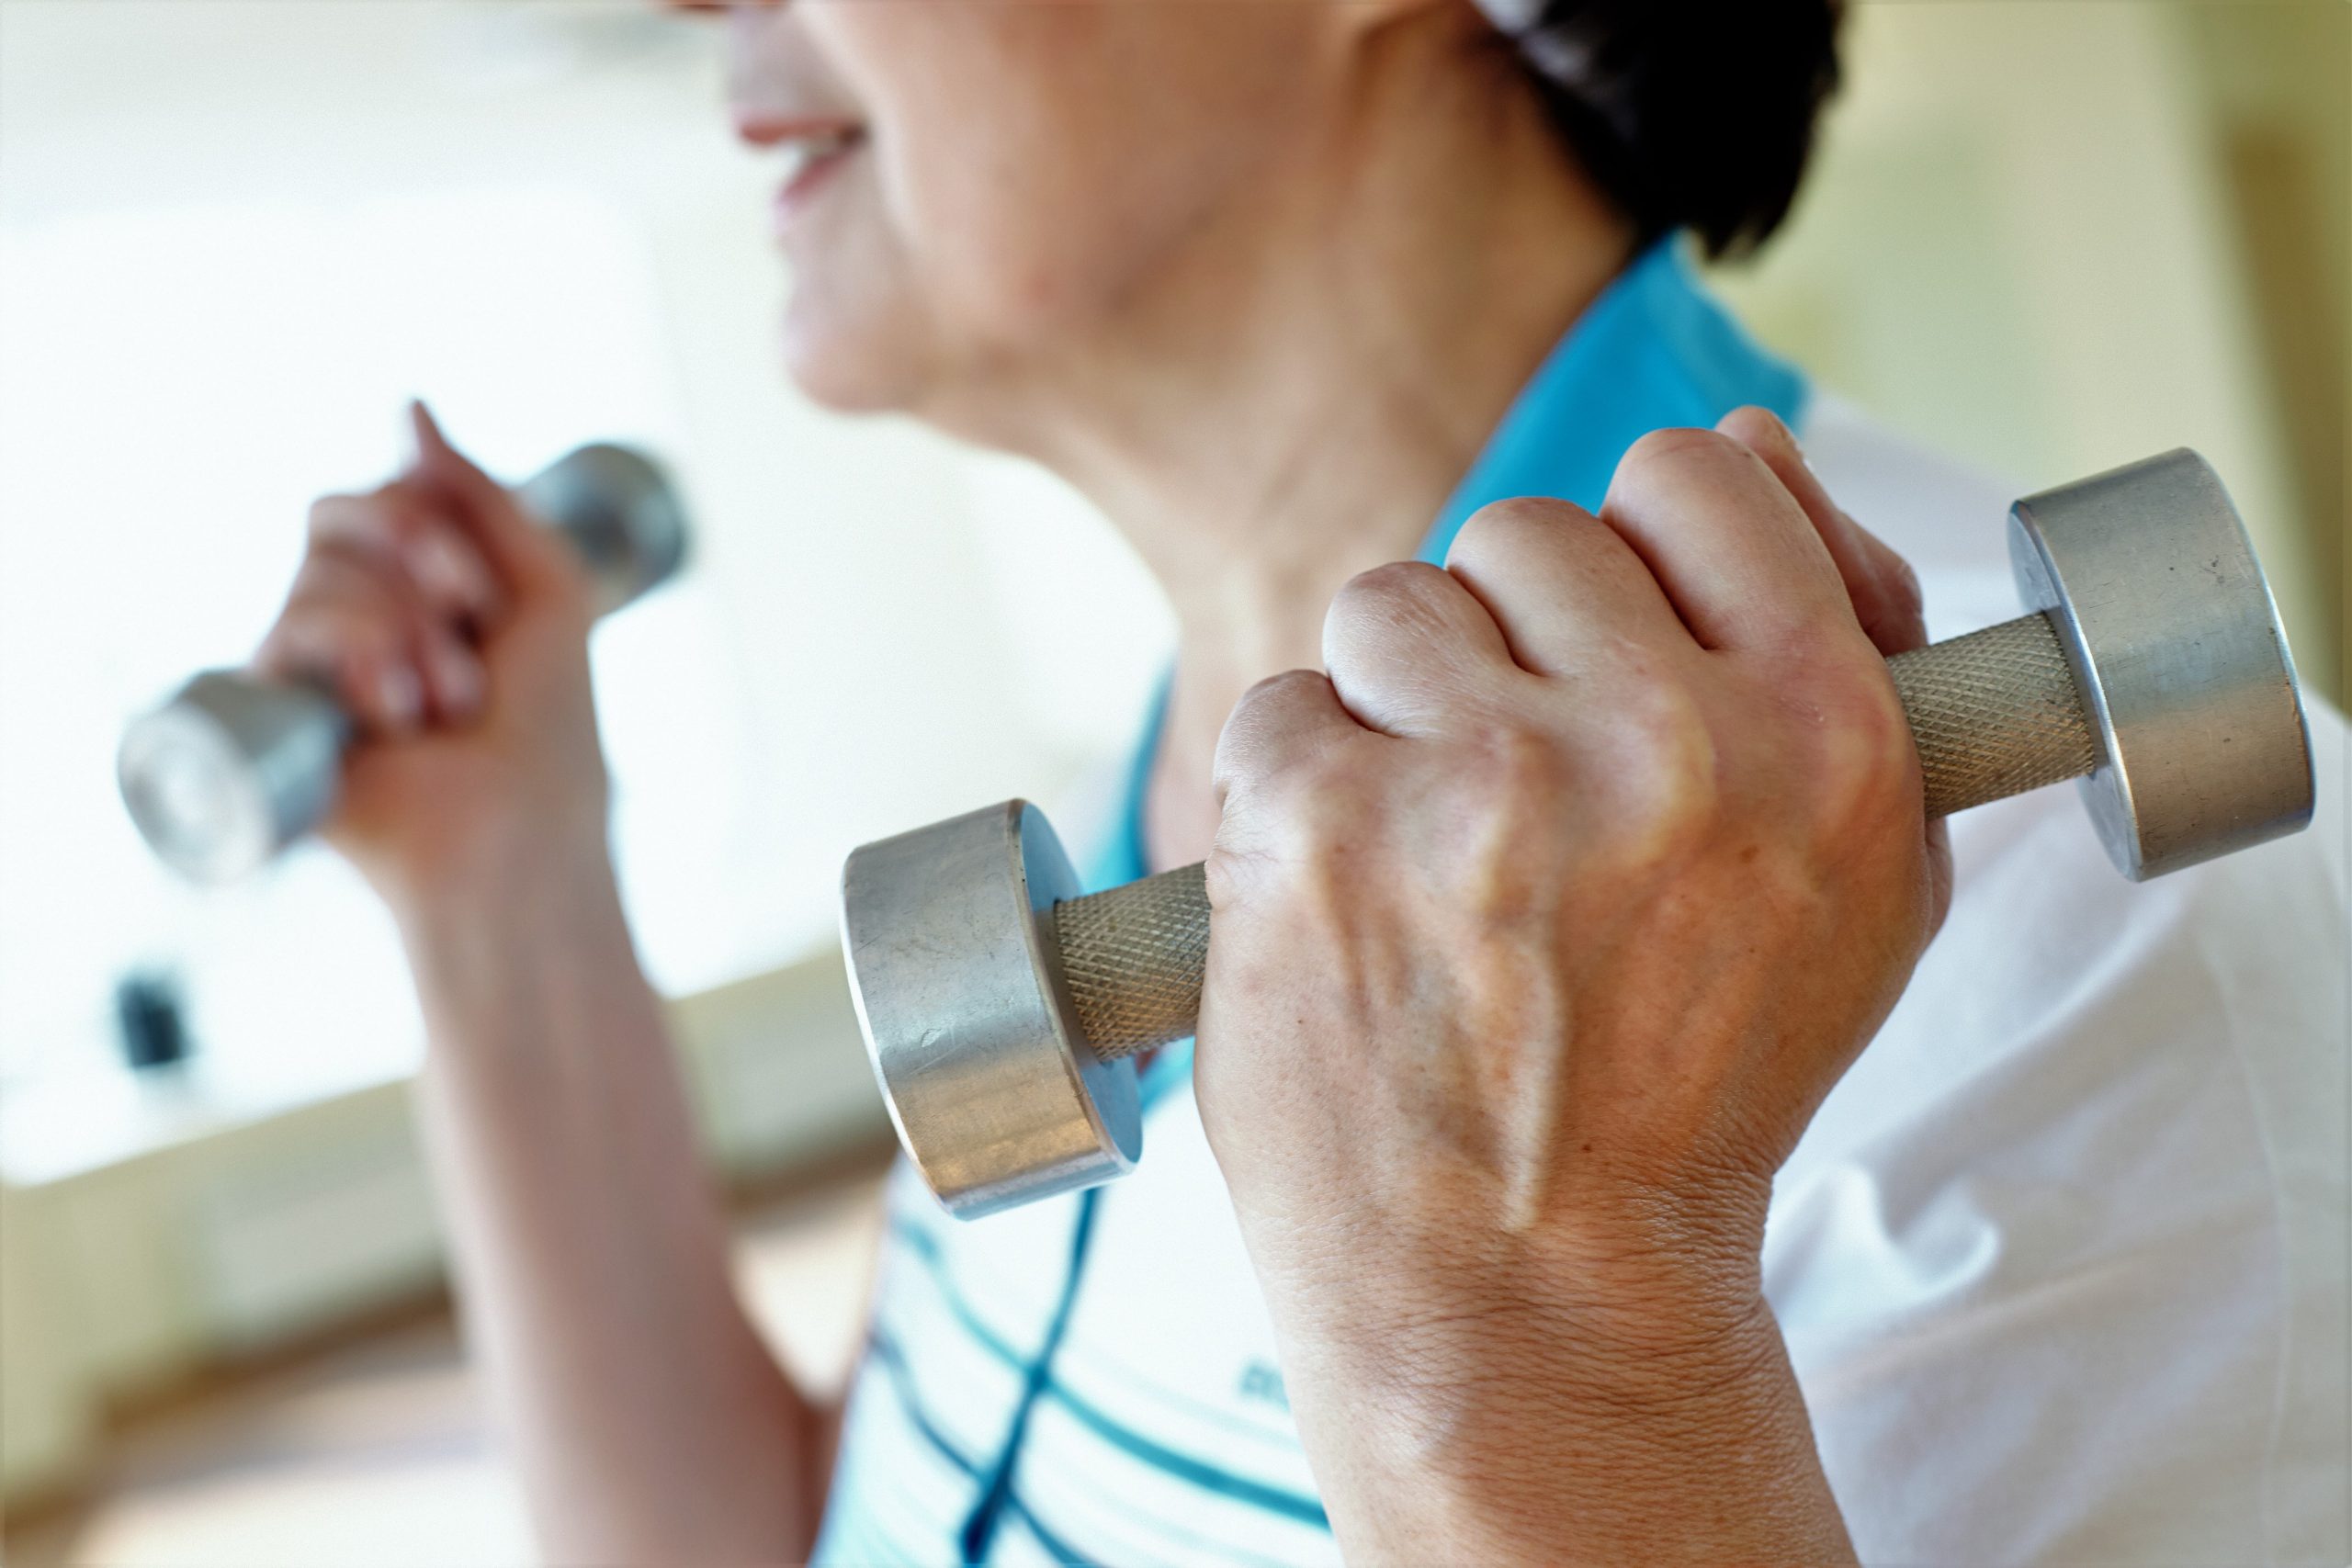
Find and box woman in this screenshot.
[263,1,2346,1562]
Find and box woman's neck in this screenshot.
[949,18,1634,866]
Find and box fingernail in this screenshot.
[435,644,484,717]
[378,665,424,729]
[410,532,481,612]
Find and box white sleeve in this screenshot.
[1764,704,2347,1565]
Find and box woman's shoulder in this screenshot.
[1763,400,2347,1559]
[1792,392,2027,633]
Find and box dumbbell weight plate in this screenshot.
[2007,451,2311,878]
[841,799,1142,1221]
[118,671,351,885]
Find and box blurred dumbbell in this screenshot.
[842,448,2315,1219]
[119,443,687,884]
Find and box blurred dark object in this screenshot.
[115,970,191,1072]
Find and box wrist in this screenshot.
[1258,1163,1776,1370]
[1285,1227,1778,1425]
[379,807,615,934]
[1275,1255,1843,1566]
[388,824,624,986]
[1255,1186,1802,1518]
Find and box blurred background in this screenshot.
[0,2,2341,1563]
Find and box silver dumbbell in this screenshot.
[842,449,2315,1220]
[119,443,688,884]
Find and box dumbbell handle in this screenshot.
[1051,611,2097,1060]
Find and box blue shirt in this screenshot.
[812,238,1806,1567]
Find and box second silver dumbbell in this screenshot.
[118,443,688,884]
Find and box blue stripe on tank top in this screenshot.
[867,1332,1099,1567]
[889,1220,1331,1529]
[888,1218,1297,1447]
[958,1189,1102,1563]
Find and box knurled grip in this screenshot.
[1051,611,2096,1061]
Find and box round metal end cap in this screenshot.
[118,672,346,885]
[840,800,1139,1219]
[520,444,689,615]
[2009,448,2313,880]
[119,699,276,884]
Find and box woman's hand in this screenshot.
[254,403,607,915]
[1195,408,1946,1565]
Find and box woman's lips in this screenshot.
[770,128,865,236]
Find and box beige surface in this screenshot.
[5,1171,886,1568]
[0,945,889,1508]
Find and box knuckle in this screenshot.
[1607,685,1721,856]
[1261,746,1351,830]
[1801,665,1918,831]
[1268,750,1370,846]
[1218,671,1324,776]
[1447,495,1585,568]
[1620,424,1740,482]
[1433,728,1574,922]
[1326,561,1467,660]
[1331,559,1450,620]
[1719,402,1791,451]
[306,491,402,544]
[293,550,403,618]
[1213,773,1356,917]
[259,610,391,698]
[1239,666,1324,713]
[1455,720,1572,807]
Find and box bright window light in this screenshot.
[0,186,753,1107]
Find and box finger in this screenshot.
[1442,496,1690,679]
[1321,560,1520,739]
[1713,413,1950,933]
[308,490,504,638]
[1716,407,1926,658]
[1598,427,1858,653]
[258,554,430,736]
[411,616,488,724]
[266,545,486,729]
[1213,668,1365,811]
[405,400,574,599]
[381,481,508,634]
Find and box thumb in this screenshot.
[405,400,573,597]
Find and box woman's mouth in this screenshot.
[770,125,866,234]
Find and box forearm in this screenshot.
[400,841,827,1566]
[1271,1237,1854,1566]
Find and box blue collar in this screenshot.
[1090,237,1808,1106]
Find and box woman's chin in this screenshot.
[778,296,929,416]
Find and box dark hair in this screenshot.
[1502,0,1843,260]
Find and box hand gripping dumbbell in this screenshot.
[842,449,2315,1220]
[119,443,688,884]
